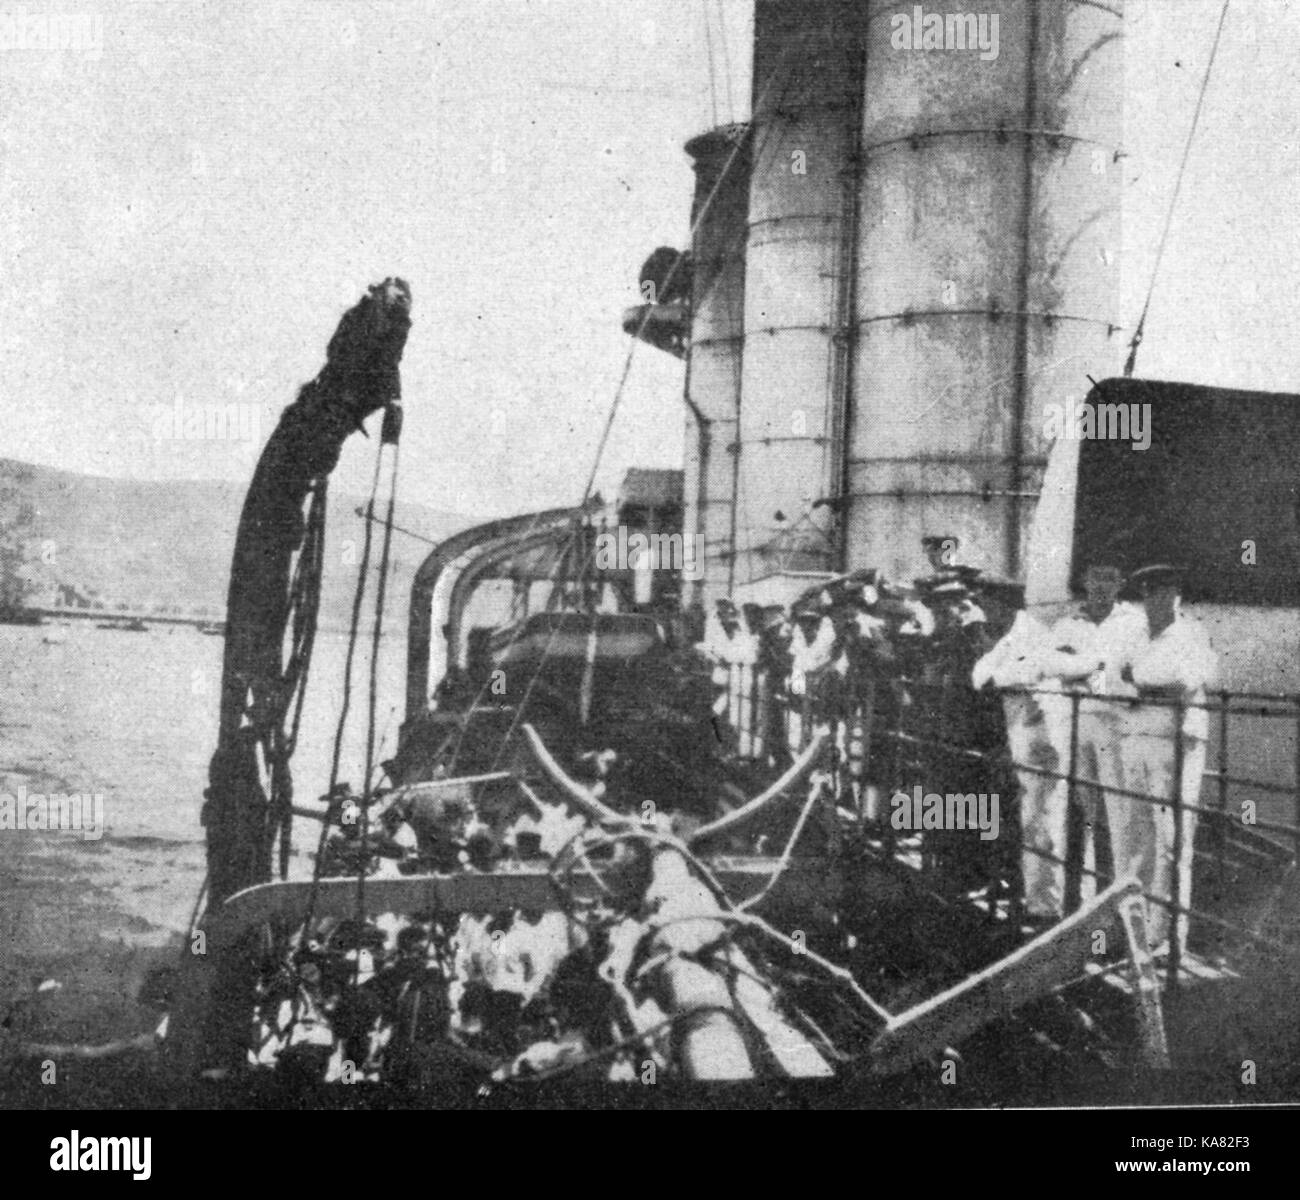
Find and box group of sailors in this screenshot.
[696,536,1218,959]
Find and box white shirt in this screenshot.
[1050,602,1147,723]
[789,616,836,696]
[971,610,1052,690]
[971,611,1071,741]
[702,612,758,668]
[1125,613,1217,742]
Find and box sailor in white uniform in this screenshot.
[1048,559,1148,898]
[972,583,1073,923]
[1118,563,1218,958]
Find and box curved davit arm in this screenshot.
[404,505,589,720]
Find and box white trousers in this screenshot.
[1073,716,1128,902]
[1120,731,1207,956]
[1005,699,1068,918]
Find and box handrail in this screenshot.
[716,660,1300,994]
[968,682,1300,715]
[883,728,1300,842]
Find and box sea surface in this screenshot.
[0,622,406,1050]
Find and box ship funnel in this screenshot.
[684,0,1123,595]
[684,122,751,605]
[847,0,1124,581]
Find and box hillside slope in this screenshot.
[0,458,471,629]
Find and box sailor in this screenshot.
[756,604,793,766]
[1047,557,1147,895]
[788,596,836,699]
[702,597,761,749]
[1118,563,1218,958]
[971,581,1072,924]
[702,598,741,714]
[787,596,836,750]
[919,574,998,891]
[840,583,893,818]
[920,533,962,575]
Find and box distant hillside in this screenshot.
[0,458,472,630]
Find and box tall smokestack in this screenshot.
[684,123,750,607]
[846,0,1124,580]
[731,0,867,586]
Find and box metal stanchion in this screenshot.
[1294,698,1300,866]
[1168,700,1186,994]
[1065,691,1083,915]
[1216,690,1229,900]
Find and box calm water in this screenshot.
[0,622,406,1041]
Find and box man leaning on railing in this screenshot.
[1118,562,1219,960]
[1048,556,1148,898]
[971,580,1072,928]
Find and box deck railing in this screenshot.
[717,663,1300,992]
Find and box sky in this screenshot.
[1,0,1298,521]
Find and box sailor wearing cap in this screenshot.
[1047,557,1147,898]
[786,596,837,750]
[1117,563,1218,957]
[702,598,760,748]
[971,581,1073,923]
[788,595,836,697]
[921,533,962,574]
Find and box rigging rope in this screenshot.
[288,25,837,941]
[441,516,591,775]
[271,480,328,880]
[298,433,387,944]
[356,402,404,939]
[578,22,819,510]
[448,24,834,782]
[1124,0,1231,378]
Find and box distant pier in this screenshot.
[28,606,223,630]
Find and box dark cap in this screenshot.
[1083,549,1127,572]
[975,577,1026,608]
[919,578,969,599]
[1129,563,1183,592]
[921,534,959,549]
